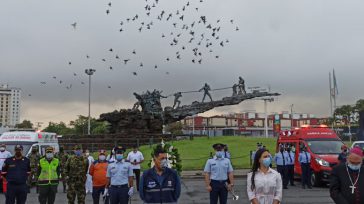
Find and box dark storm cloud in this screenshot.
[1,0,364,124]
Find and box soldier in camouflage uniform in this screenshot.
[56,146,69,193]
[27,145,41,192]
[64,145,89,204]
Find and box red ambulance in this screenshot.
[276,125,344,186]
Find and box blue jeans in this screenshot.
[109,185,129,204]
[6,183,28,204]
[209,180,228,204]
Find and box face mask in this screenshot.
[0,147,5,152]
[161,159,169,168]
[75,150,82,156]
[116,154,123,161]
[215,151,224,158]
[262,157,272,167]
[85,153,90,156]
[46,153,54,159]
[348,163,362,171]
[99,155,106,161]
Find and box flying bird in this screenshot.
[132,50,136,54]
[132,72,137,76]
[123,59,130,64]
[71,22,77,29]
[106,10,110,15]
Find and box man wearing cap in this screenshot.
[37,146,60,204]
[27,145,41,192]
[0,143,12,193]
[139,145,181,204]
[204,143,234,204]
[55,145,68,193]
[64,145,89,204]
[105,146,134,204]
[89,150,109,204]
[274,144,289,189]
[338,145,349,164]
[330,147,364,204]
[1,144,31,204]
[298,146,312,189]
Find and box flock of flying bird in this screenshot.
[35,0,240,96]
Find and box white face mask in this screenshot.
[85,152,90,156]
[0,147,5,152]
[46,153,54,159]
[99,155,106,161]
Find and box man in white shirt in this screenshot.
[0,143,12,193]
[127,145,144,191]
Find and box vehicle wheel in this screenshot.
[311,172,323,187]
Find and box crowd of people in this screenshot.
[0,141,363,204]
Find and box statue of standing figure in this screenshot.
[132,92,142,110]
[173,92,182,109]
[238,76,246,95]
[199,83,213,102]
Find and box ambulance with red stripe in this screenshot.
[277,125,344,186]
[0,131,59,157]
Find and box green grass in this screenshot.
[137,136,277,171]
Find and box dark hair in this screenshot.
[250,148,269,191]
[153,145,166,158]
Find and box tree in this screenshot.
[164,122,183,135]
[355,99,364,112]
[43,122,74,135]
[334,105,354,125]
[15,120,33,129]
[69,115,109,135]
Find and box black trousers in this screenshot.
[301,163,311,187]
[287,165,295,185]
[133,169,141,191]
[210,180,228,204]
[277,165,288,187]
[6,183,28,204]
[109,185,129,204]
[38,185,58,204]
[92,187,109,204]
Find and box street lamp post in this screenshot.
[290,104,294,128]
[85,68,96,135]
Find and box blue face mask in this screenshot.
[348,163,362,171]
[262,157,272,167]
[116,154,123,161]
[216,151,224,159]
[75,150,82,156]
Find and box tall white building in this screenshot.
[0,84,21,127]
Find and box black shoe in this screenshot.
[302,186,306,189]
[290,184,296,186]
[283,186,288,189]
[308,186,312,189]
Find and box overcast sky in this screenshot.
[1,0,364,127]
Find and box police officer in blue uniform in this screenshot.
[105,146,134,204]
[204,143,234,204]
[1,144,31,204]
[139,145,181,204]
[274,144,289,189]
[285,145,295,186]
[299,146,312,189]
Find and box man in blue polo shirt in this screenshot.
[105,146,134,204]
[1,144,31,204]
[140,145,181,204]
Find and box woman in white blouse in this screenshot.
[247,148,282,204]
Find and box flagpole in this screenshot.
[329,72,333,117]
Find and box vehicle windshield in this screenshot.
[306,140,343,154]
[353,143,364,149]
[1,142,34,156]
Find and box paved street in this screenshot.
[1,178,334,204]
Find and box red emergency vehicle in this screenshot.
[276,125,344,186]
